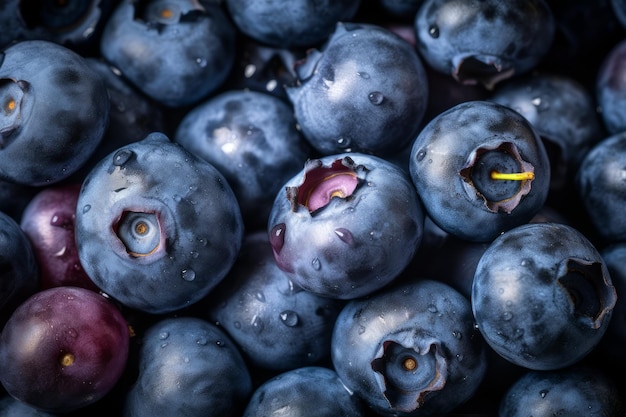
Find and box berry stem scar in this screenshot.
[490,171,535,181]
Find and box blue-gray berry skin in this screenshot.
[491,72,603,191]
[225,0,361,49]
[243,366,366,417]
[75,132,244,314]
[409,100,551,242]
[268,152,425,300]
[597,39,626,135]
[472,222,617,371]
[99,0,236,108]
[499,366,625,417]
[415,0,555,89]
[331,279,487,417]
[123,316,252,417]
[0,40,109,186]
[201,232,344,372]
[288,22,429,156]
[576,131,626,243]
[175,89,310,231]
[598,243,626,367]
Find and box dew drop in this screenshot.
[160,343,168,348]
[113,149,134,166]
[251,315,264,333]
[173,195,182,202]
[67,328,78,338]
[416,149,427,161]
[196,337,208,345]
[452,330,463,340]
[456,353,464,361]
[358,325,366,334]
[181,269,196,281]
[215,340,225,347]
[233,321,241,329]
[427,304,438,313]
[539,390,548,398]
[82,204,91,214]
[311,257,321,270]
[255,291,266,302]
[356,71,370,79]
[159,331,169,340]
[429,25,440,38]
[335,228,355,245]
[244,64,256,78]
[190,251,199,259]
[502,311,513,321]
[50,213,72,227]
[269,223,286,254]
[196,57,207,67]
[54,246,67,257]
[368,91,384,105]
[279,310,299,327]
[183,357,190,363]
[337,137,352,148]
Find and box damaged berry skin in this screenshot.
[99,0,236,108]
[0,40,110,186]
[268,153,424,300]
[287,22,429,156]
[75,132,244,314]
[414,0,555,89]
[331,279,487,417]
[472,222,617,371]
[408,100,550,243]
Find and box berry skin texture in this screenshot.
[242,366,366,417]
[498,366,625,417]
[99,0,236,108]
[288,22,429,156]
[409,100,550,242]
[75,132,244,314]
[576,131,626,243]
[123,316,252,417]
[331,279,487,417]
[471,222,617,370]
[597,38,626,135]
[0,39,109,186]
[414,0,555,89]
[268,152,424,300]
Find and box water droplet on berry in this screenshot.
[416,149,426,161]
[54,246,67,257]
[368,91,384,105]
[335,228,355,245]
[279,310,299,327]
[270,223,286,254]
[82,204,91,214]
[67,328,78,338]
[452,330,463,339]
[196,57,207,67]
[539,390,547,398]
[502,311,513,321]
[244,64,256,78]
[113,149,133,166]
[190,251,199,258]
[255,292,266,302]
[181,269,196,281]
[358,325,366,334]
[233,321,241,329]
[428,304,438,313]
[251,315,264,333]
[50,212,72,228]
[159,331,169,340]
[311,257,321,270]
[337,136,351,148]
[357,71,370,79]
[429,25,440,38]
[196,337,208,345]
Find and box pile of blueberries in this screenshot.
[2,0,626,415]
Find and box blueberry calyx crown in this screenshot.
[370,335,447,412]
[459,141,534,214]
[556,258,617,330]
[286,156,366,214]
[0,79,30,148]
[114,210,163,258]
[134,0,205,31]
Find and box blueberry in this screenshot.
[499,366,624,416]
[491,72,603,192]
[242,366,366,417]
[75,132,244,314]
[471,222,617,370]
[409,100,551,242]
[596,38,626,135]
[0,210,39,325]
[0,40,110,185]
[598,243,626,366]
[175,89,310,231]
[576,131,626,243]
[268,152,424,299]
[199,232,344,371]
[0,395,57,417]
[225,0,361,48]
[414,0,555,89]
[123,316,252,417]
[287,22,429,156]
[331,279,487,416]
[100,0,236,108]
